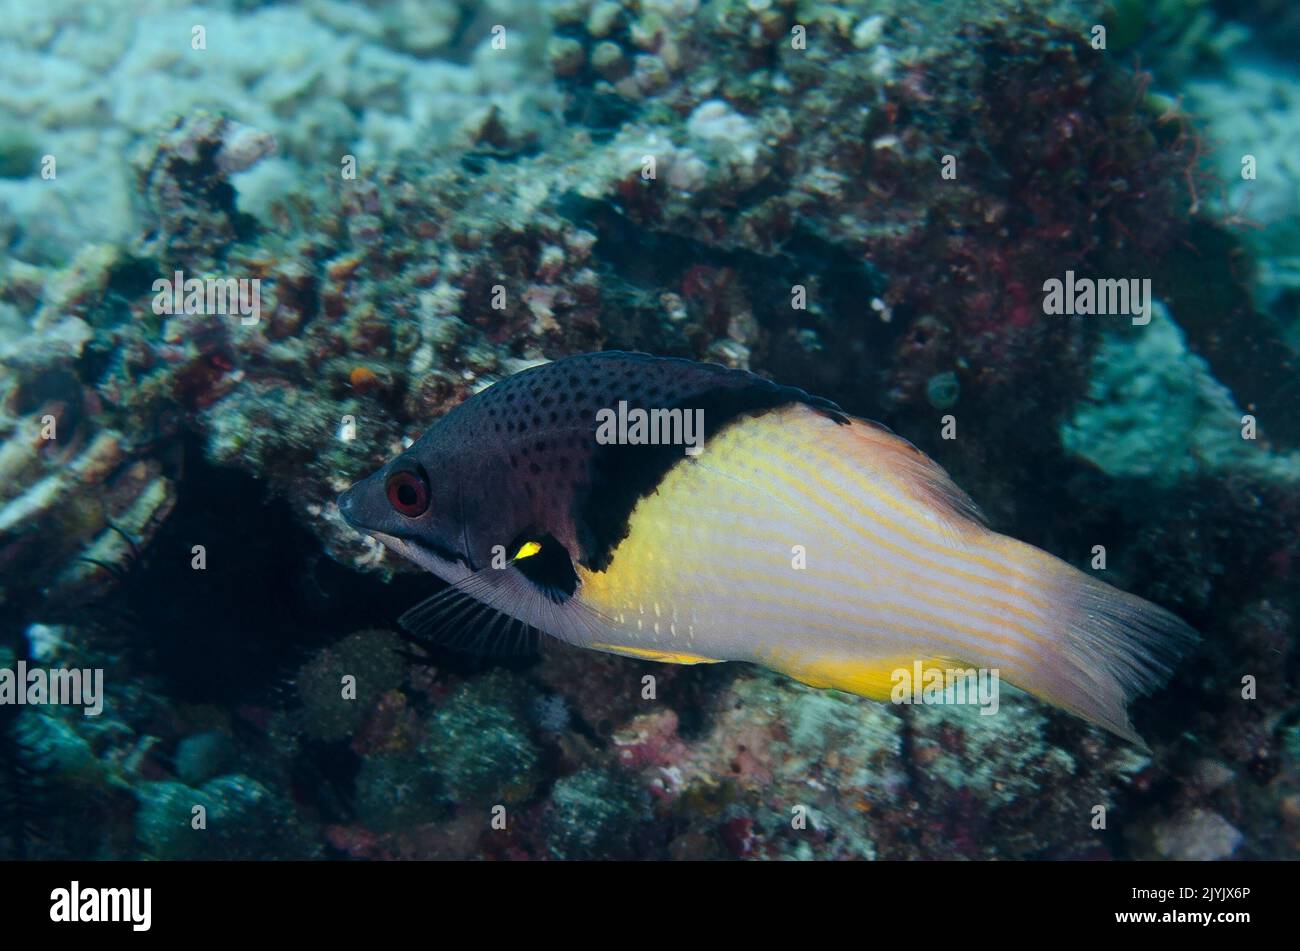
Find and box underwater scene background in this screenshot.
[1,0,1298,861]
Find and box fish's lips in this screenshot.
[336,483,368,531]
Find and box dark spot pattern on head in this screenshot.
[430,352,846,572]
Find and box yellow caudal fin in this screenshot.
[991,537,1199,747]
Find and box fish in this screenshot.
[337,351,1197,745]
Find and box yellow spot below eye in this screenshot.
[514,540,542,560]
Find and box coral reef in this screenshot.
[421,671,544,806]
[1,0,1298,861]
[294,628,407,742]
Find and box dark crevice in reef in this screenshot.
[69,439,400,704]
[1158,219,1300,448]
[561,88,641,141]
[62,438,539,706]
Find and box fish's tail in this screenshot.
[991,536,1199,746]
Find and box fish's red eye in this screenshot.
[385,468,430,518]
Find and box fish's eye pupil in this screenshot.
[385,469,430,517]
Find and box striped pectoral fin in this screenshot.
[590,643,724,665]
[770,652,963,703]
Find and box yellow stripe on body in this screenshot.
[733,443,1054,663]
[650,511,1045,654]
[686,412,1056,660]
[605,532,1045,663]
[575,405,1055,686]
[758,434,1054,614]
[690,408,1014,596]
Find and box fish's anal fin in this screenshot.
[590,642,723,665]
[773,653,961,703]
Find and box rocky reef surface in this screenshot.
[1,0,1298,859]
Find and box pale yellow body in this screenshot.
[574,405,1070,700]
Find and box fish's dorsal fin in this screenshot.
[844,415,989,532]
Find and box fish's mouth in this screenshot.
[336,484,367,531]
[337,484,473,582]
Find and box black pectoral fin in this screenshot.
[398,537,595,658]
[398,585,540,657]
[509,532,579,603]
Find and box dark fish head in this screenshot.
[337,356,610,586]
[338,352,846,590]
[336,435,479,581]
